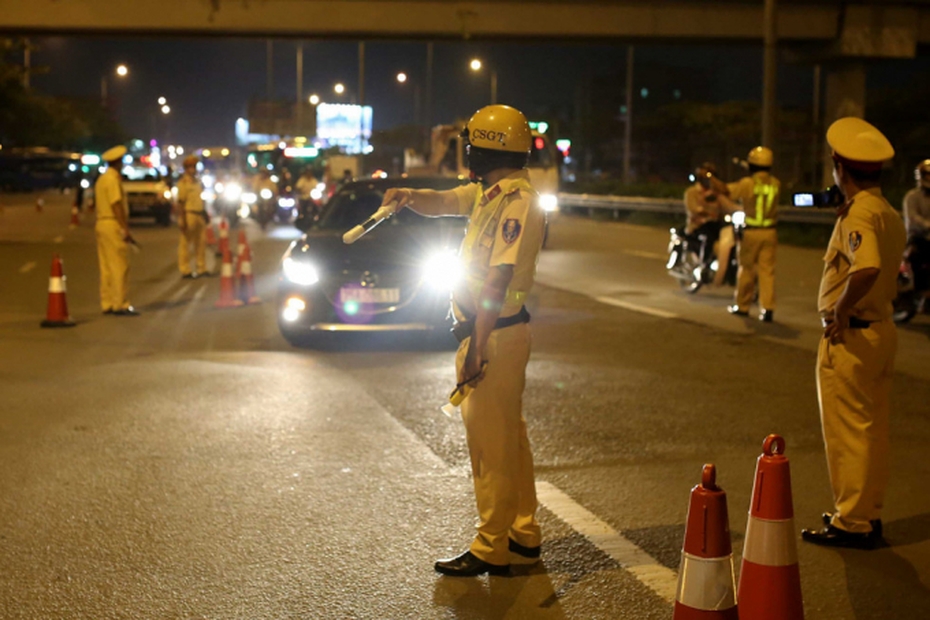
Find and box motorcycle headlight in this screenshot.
[237,204,251,219]
[539,193,559,213]
[260,188,273,200]
[163,190,172,200]
[224,183,242,201]
[215,182,225,194]
[242,192,257,205]
[283,257,320,286]
[422,250,462,290]
[730,211,746,226]
[278,197,296,208]
[310,187,323,201]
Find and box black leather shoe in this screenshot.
[821,512,882,538]
[759,310,774,322]
[801,525,878,550]
[182,273,195,279]
[727,305,749,316]
[113,306,140,316]
[509,539,541,564]
[434,551,509,577]
[102,309,114,315]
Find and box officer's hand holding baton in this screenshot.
[342,189,413,244]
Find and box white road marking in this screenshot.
[536,481,678,603]
[53,235,64,244]
[19,261,36,274]
[624,249,667,260]
[595,296,678,320]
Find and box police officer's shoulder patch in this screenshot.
[502,218,522,244]
[849,231,862,252]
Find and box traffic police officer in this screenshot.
[726,146,780,321]
[381,105,545,577]
[901,160,930,304]
[801,117,906,549]
[175,155,208,278]
[94,145,138,316]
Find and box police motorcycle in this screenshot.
[667,167,741,293]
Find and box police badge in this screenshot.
[502,218,522,244]
[849,231,862,252]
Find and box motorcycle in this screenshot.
[892,244,930,323]
[667,212,742,294]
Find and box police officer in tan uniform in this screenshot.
[726,147,780,321]
[381,105,545,577]
[94,145,139,316]
[175,155,208,278]
[801,118,906,549]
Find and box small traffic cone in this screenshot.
[205,222,217,247]
[214,246,244,309]
[40,254,76,328]
[68,205,80,228]
[738,434,804,620]
[674,464,739,620]
[217,217,230,257]
[236,243,262,304]
[236,228,248,259]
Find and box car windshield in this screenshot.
[122,167,161,182]
[529,137,553,167]
[317,184,462,230]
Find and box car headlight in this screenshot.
[283,257,320,286]
[224,183,242,201]
[80,179,90,189]
[215,181,225,194]
[278,197,296,208]
[422,250,462,290]
[237,204,251,219]
[260,188,273,200]
[163,190,172,200]
[202,174,215,189]
[539,193,559,213]
[242,192,257,205]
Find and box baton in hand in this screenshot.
[342,200,398,244]
[440,361,488,418]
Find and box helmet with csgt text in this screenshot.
[915,159,930,189]
[747,146,773,168]
[463,105,532,154]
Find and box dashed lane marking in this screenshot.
[595,296,678,320]
[623,249,667,260]
[19,262,37,274]
[53,235,64,244]
[536,481,678,603]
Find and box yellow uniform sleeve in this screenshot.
[450,183,480,216]
[490,191,542,267]
[176,177,190,205]
[842,204,881,274]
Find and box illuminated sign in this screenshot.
[284,146,320,158]
[317,103,373,155]
[81,154,101,165]
[529,121,549,134]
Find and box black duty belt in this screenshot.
[821,316,872,329]
[744,225,777,230]
[452,305,531,343]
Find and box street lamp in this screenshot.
[334,83,345,95]
[396,72,407,84]
[157,96,167,106]
[469,58,497,105]
[101,63,129,106]
[161,105,171,115]
[309,94,320,105]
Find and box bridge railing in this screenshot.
[557,193,836,225]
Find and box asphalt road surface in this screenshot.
[1,191,928,619]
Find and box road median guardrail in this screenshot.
[558,193,835,225]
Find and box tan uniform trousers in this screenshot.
[95,219,130,312]
[817,319,895,533]
[178,212,207,275]
[457,322,541,565]
[736,227,777,311]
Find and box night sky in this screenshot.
[26,35,930,148]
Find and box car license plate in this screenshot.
[340,288,400,303]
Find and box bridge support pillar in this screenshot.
[821,62,866,187]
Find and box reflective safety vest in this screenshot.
[746,177,779,228]
[453,176,536,319]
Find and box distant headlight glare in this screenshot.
[224,183,242,201]
[283,257,320,286]
[422,250,462,290]
[260,188,273,200]
[539,193,559,213]
[242,192,257,205]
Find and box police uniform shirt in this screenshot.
[818,188,907,322]
[94,167,124,220]
[727,172,780,226]
[450,170,545,318]
[902,188,930,239]
[176,175,204,213]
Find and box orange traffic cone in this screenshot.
[236,243,261,304]
[674,464,739,620]
[68,205,80,228]
[214,246,244,309]
[40,254,76,328]
[204,222,217,247]
[738,435,804,620]
[217,217,230,257]
[236,228,248,259]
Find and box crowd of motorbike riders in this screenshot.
[668,149,930,323]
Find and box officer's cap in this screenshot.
[102,145,127,163]
[183,155,199,167]
[827,118,894,172]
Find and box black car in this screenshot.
[277,177,469,345]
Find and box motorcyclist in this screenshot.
[252,169,279,227]
[902,159,930,309]
[295,167,321,220]
[683,163,736,287]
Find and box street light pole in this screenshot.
[623,45,634,184]
[490,70,498,105]
[358,41,365,108]
[296,43,304,131]
[762,0,778,149]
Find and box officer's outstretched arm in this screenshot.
[382,188,461,217]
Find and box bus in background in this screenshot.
[0,148,82,192]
